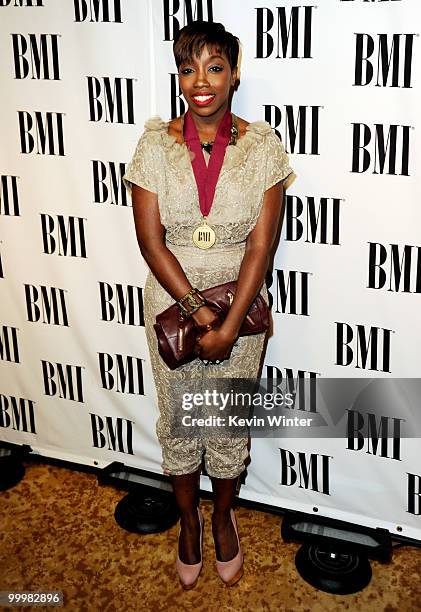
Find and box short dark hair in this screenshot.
[173,21,240,70]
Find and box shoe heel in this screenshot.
[176,507,204,590]
[215,508,244,587]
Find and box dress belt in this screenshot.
[166,242,246,254]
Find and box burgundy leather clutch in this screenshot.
[153,280,269,370]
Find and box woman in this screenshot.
[123,21,295,589]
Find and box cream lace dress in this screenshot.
[123,116,295,479]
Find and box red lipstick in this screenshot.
[191,93,216,107]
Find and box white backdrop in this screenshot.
[0,0,420,542]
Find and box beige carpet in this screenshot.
[1,461,420,612]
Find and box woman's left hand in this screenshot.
[194,327,237,362]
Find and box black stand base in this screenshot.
[114,486,180,534]
[0,455,25,491]
[295,543,372,594]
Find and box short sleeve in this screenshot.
[123,132,158,198]
[264,130,296,191]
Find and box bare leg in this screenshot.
[210,475,240,562]
[171,466,202,564]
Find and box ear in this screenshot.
[231,66,238,86]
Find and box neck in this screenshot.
[188,101,230,135]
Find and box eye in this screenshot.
[180,67,194,75]
[209,65,223,72]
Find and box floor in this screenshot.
[1,461,420,612]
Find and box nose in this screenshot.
[193,67,210,88]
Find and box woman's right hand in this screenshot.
[194,326,237,362]
[191,305,219,328]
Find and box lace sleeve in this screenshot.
[264,130,296,191]
[123,132,158,198]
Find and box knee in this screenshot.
[163,463,202,477]
[159,437,204,477]
[203,438,249,479]
[205,464,245,479]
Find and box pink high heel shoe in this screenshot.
[175,507,204,590]
[215,509,244,587]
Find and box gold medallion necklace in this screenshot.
[181,112,239,249]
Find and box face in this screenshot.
[178,45,237,118]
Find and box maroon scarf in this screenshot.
[183,109,232,217]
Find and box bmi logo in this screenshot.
[0,326,20,363]
[285,196,343,245]
[0,176,20,216]
[351,123,411,175]
[0,394,36,434]
[255,6,315,59]
[99,282,144,326]
[18,111,65,156]
[279,449,332,495]
[92,161,129,206]
[368,242,421,293]
[41,214,87,258]
[265,105,321,155]
[265,367,320,413]
[74,0,122,22]
[90,413,134,454]
[25,284,69,326]
[407,473,421,515]
[163,0,213,41]
[335,322,393,372]
[170,74,186,119]
[354,33,415,88]
[0,1,44,6]
[42,361,84,402]
[347,410,404,460]
[87,77,135,124]
[267,269,311,315]
[12,34,60,79]
[98,352,145,395]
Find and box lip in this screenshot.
[191,93,216,107]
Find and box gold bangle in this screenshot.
[177,288,207,318]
